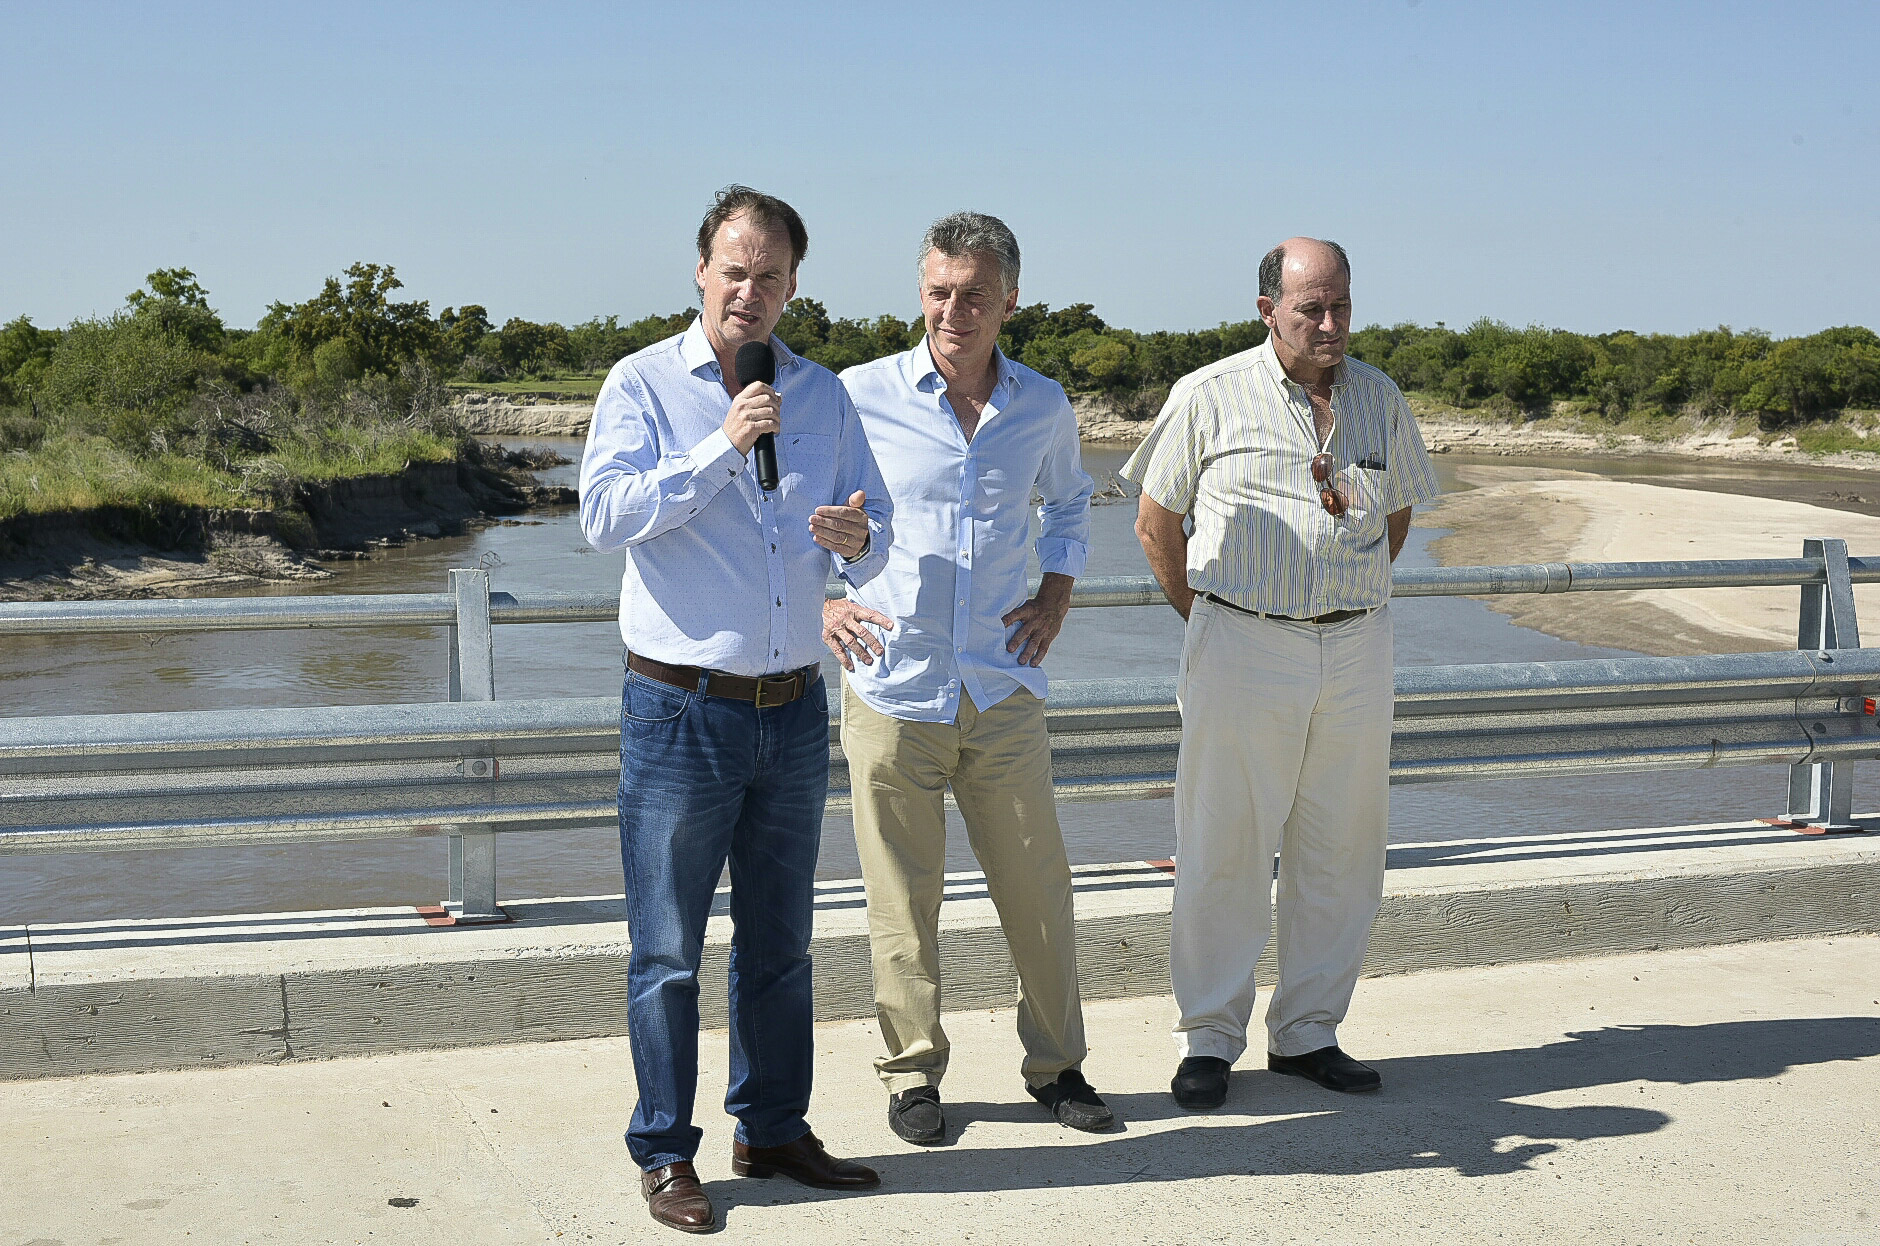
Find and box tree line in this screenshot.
[5,261,1880,440]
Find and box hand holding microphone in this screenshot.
[729,341,780,492]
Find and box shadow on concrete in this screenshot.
[1384,822,1873,872]
[708,1016,1880,1222]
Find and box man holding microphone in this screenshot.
[580,186,892,1233]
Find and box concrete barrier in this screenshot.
[2,818,1875,1080]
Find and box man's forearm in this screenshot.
[1387,507,1412,563]
[1134,497,1194,620]
[1037,571,1075,605]
[1142,538,1194,619]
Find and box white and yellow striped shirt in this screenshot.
[1121,338,1439,616]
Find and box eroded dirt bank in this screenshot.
[0,454,574,602]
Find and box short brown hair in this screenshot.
[696,185,809,271]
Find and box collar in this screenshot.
[680,314,800,381]
[909,336,1020,395]
[1257,335,1349,391]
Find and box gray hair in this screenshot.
[917,212,1021,294]
[1259,238,1351,302]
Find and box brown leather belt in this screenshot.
[1203,593,1371,626]
[628,652,819,708]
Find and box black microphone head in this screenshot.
[735,340,777,388]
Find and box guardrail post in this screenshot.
[445,567,507,922]
[1784,538,1861,831]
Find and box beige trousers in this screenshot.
[1171,600,1394,1063]
[842,678,1087,1092]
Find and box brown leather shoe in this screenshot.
[731,1130,880,1189]
[640,1161,715,1234]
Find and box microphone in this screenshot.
[734,340,780,493]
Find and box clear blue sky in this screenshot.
[4,1,1876,339]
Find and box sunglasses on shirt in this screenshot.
[1310,452,1348,517]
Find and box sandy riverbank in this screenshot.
[1070,392,1880,657]
[1422,462,1880,655]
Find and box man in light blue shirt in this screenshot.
[826,212,1109,1146]
[580,186,890,1233]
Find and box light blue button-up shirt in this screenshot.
[579,318,891,676]
[839,340,1093,722]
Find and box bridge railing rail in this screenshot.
[0,540,1868,923]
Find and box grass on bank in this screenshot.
[1,425,464,523]
[0,373,473,524]
[1,432,247,519]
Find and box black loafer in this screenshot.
[1268,1045,1381,1093]
[1026,1068,1115,1132]
[888,1085,946,1145]
[1170,1055,1231,1110]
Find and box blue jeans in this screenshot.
[617,666,830,1170]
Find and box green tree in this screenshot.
[493,318,571,377]
[1744,326,1880,419]
[873,314,921,354]
[260,262,439,387]
[999,303,1051,356]
[123,268,226,354]
[619,310,696,356]
[0,316,60,405]
[1074,335,1137,389]
[438,305,493,365]
[774,298,831,356]
[41,312,210,418]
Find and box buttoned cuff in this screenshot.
[692,427,746,482]
[835,521,889,587]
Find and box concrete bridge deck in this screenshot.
[6,818,1879,1081]
[2,934,1876,1245]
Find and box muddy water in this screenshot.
[0,441,1869,923]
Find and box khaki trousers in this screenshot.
[842,678,1087,1092]
[1170,600,1394,1063]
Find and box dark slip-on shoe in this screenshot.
[1268,1045,1382,1093]
[732,1130,880,1189]
[1170,1055,1232,1110]
[640,1161,715,1234]
[1026,1068,1116,1132]
[888,1085,947,1145]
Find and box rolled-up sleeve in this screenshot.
[1034,394,1093,578]
[578,361,746,552]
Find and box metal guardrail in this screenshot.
[5,556,1880,634]
[0,542,1871,923]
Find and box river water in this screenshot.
[0,441,1865,923]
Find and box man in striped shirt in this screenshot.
[1121,237,1439,1110]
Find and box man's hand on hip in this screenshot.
[1002,572,1074,667]
[723,381,781,455]
[811,490,872,560]
[823,599,894,671]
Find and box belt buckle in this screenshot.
[752,674,797,708]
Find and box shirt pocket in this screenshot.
[1340,465,1391,543]
[778,433,837,515]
